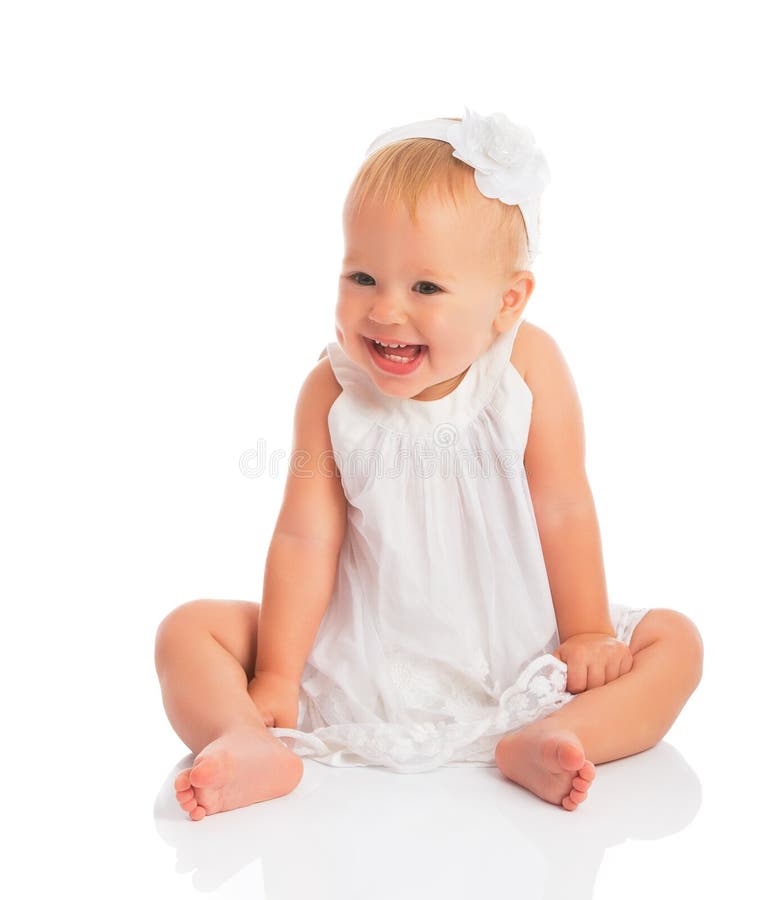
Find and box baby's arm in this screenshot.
[255,358,347,685]
[521,325,615,644]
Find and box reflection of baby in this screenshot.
[154,743,701,899]
[154,108,704,821]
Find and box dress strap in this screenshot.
[481,315,526,386]
[325,340,371,394]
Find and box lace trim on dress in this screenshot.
[271,652,575,773]
[270,606,651,773]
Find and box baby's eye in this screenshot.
[349,272,375,286]
[346,274,441,294]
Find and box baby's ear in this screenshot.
[317,347,329,361]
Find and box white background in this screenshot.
[2,1,767,897]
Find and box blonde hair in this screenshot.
[343,120,531,277]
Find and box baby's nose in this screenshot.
[367,291,408,325]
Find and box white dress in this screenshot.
[270,317,650,773]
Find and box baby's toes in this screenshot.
[176,787,195,808]
[189,804,207,822]
[173,764,212,820]
[568,787,588,805]
[176,787,207,818]
[572,775,591,791]
[174,769,192,792]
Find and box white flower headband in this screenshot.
[364,106,551,263]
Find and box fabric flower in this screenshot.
[446,106,551,206]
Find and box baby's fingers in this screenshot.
[565,661,589,693]
[619,648,634,677]
[605,648,633,684]
[586,661,608,691]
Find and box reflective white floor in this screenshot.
[8,617,764,900]
[146,683,758,900]
[155,740,704,900]
[13,618,759,900]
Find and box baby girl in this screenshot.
[155,107,704,820]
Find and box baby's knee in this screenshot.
[155,599,212,654]
[656,609,704,687]
[681,613,704,687]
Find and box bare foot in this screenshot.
[494,724,596,811]
[174,725,303,821]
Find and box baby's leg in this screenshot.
[494,608,703,811]
[155,599,303,821]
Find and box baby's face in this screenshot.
[336,190,523,401]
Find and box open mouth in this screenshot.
[365,337,428,373]
[369,339,425,362]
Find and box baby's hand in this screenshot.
[551,633,634,694]
[247,671,300,729]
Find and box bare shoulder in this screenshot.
[512,320,589,510]
[295,356,344,441]
[510,320,572,395]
